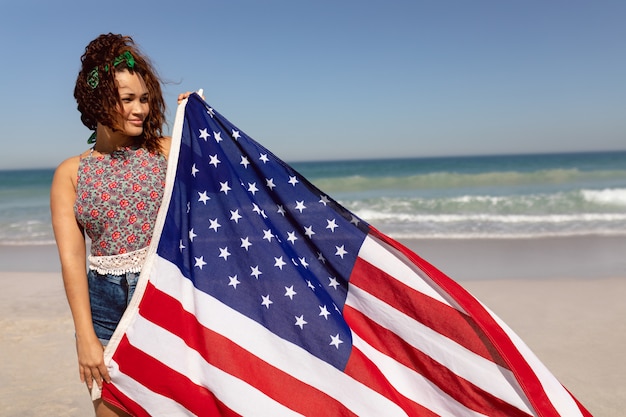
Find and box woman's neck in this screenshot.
[93,124,139,153]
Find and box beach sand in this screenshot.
[1,238,624,416]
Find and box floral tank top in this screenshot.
[74,147,167,274]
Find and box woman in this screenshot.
[51,33,189,417]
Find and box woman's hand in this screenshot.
[76,334,110,390]
[177,91,205,104]
[177,91,193,104]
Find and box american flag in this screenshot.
[101,93,591,416]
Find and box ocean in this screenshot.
[1,151,626,246]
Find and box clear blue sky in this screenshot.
[1,0,625,170]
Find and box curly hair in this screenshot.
[74,33,166,154]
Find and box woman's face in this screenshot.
[114,69,149,137]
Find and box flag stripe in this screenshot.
[342,346,441,417]
[369,228,589,416]
[345,306,532,417]
[141,257,412,416]
[347,245,535,412]
[345,277,523,402]
[486,311,594,417]
[102,382,151,417]
[351,246,508,366]
[368,228,566,417]
[136,281,356,417]
[106,359,198,417]
[113,334,225,417]
[116,324,295,417]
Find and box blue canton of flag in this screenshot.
[158,94,370,370]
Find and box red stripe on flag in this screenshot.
[137,281,361,417]
[368,227,565,417]
[111,335,230,417]
[343,345,440,417]
[344,305,533,417]
[102,382,150,417]
[350,256,508,368]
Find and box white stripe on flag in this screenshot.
[488,308,586,416]
[108,360,195,416]
[126,315,304,417]
[345,285,533,415]
[358,235,462,310]
[150,255,411,417]
[351,332,489,417]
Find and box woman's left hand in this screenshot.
[177,92,193,104]
[178,91,205,104]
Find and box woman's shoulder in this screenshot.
[55,154,80,172]
[53,150,91,181]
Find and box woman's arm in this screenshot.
[50,156,110,390]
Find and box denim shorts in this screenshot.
[88,270,139,345]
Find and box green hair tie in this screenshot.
[87,68,99,89]
[104,51,136,72]
[87,51,136,89]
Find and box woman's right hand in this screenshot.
[76,334,111,390]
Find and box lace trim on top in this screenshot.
[88,247,148,275]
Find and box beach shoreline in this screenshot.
[1,236,624,416]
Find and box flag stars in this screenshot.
[220,181,231,194]
[288,176,299,186]
[251,266,263,279]
[209,154,221,167]
[191,164,199,177]
[295,201,306,213]
[319,305,331,320]
[247,182,259,195]
[189,229,197,242]
[284,286,297,300]
[230,209,242,223]
[240,156,250,168]
[319,195,330,206]
[198,128,210,141]
[299,257,309,268]
[209,218,221,232]
[262,229,275,242]
[207,108,215,118]
[330,334,343,349]
[213,131,223,142]
[287,231,298,244]
[326,219,339,232]
[219,247,231,260]
[231,130,241,140]
[261,295,273,309]
[328,277,340,290]
[228,275,240,289]
[179,240,185,252]
[198,191,210,205]
[194,256,207,270]
[259,153,269,163]
[266,178,276,190]
[335,245,348,259]
[274,256,287,270]
[252,204,267,218]
[304,226,315,238]
[240,237,252,251]
[277,205,286,216]
[317,252,326,264]
[350,215,360,226]
[294,315,307,329]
